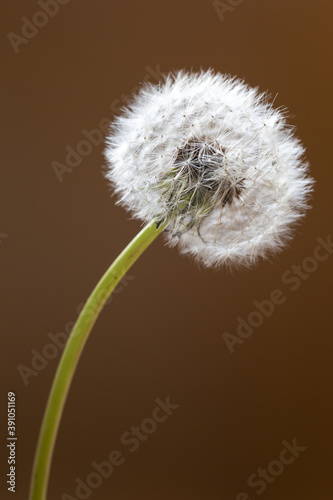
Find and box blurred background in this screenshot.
[1,1,333,498]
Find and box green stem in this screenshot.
[29,220,164,500]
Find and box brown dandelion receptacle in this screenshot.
[158,137,245,236]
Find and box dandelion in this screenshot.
[29,70,314,500]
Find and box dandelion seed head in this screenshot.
[104,69,314,268]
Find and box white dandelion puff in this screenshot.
[104,69,314,268]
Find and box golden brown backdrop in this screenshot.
[1,1,333,499]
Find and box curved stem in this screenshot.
[29,220,164,500]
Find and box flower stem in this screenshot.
[29,220,164,500]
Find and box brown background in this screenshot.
[1,1,333,499]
